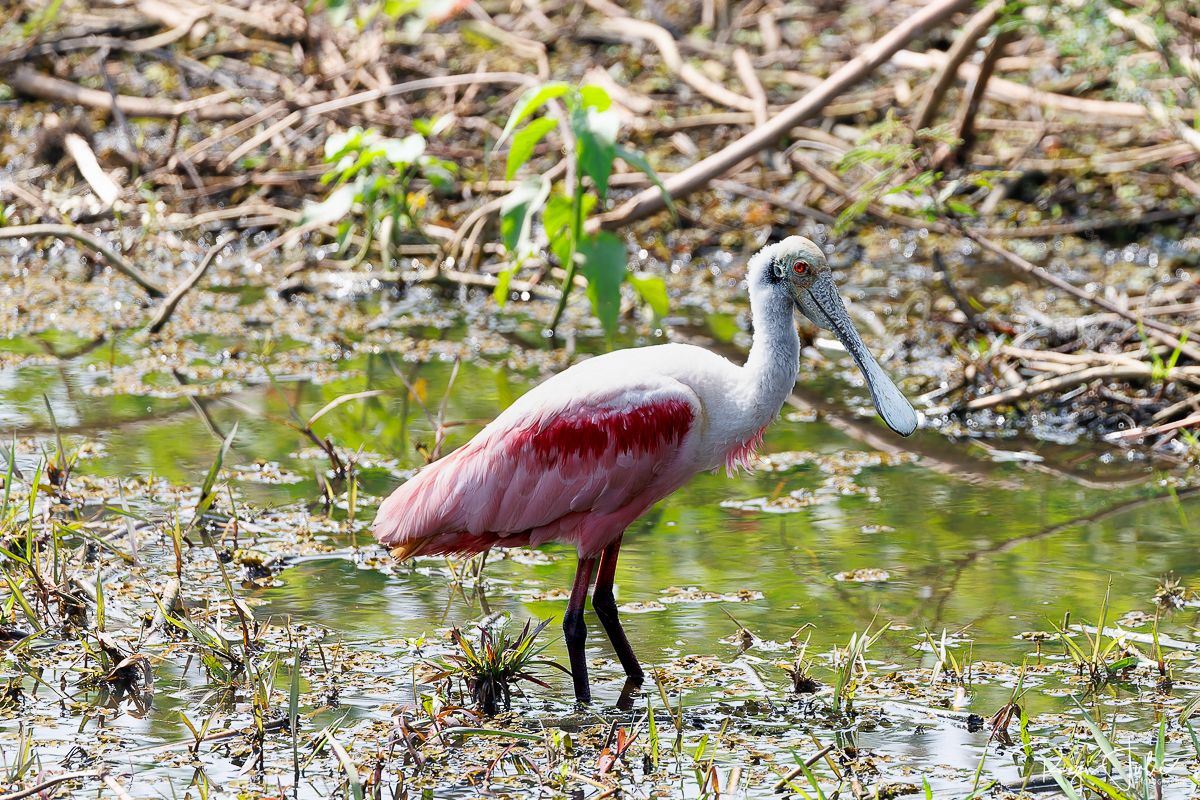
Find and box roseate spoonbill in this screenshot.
[373,236,917,705]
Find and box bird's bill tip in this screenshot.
[796,275,919,437]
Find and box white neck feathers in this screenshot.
[741,280,800,426]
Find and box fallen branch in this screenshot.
[963,363,1200,411]
[63,133,121,207]
[944,28,1017,167]
[9,67,245,121]
[146,232,236,334]
[598,0,972,229]
[0,224,166,297]
[1106,410,1200,442]
[982,207,1200,238]
[733,47,768,125]
[912,0,1003,131]
[963,230,1200,362]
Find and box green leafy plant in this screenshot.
[1046,702,1179,800]
[1050,588,1136,687]
[426,617,564,715]
[494,81,672,338]
[829,622,886,715]
[923,628,973,686]
[304,122,456,267]
[1139,321,1188,382]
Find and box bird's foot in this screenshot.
[615,675,644,712]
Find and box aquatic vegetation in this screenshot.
[1051,588,1139,687]
[425,617,564,715]
[829,623,887,716]
[922,628,973,686]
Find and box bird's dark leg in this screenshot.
[592,535,644,703]
[563,556,596,704]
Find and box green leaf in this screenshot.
[946,199,978,217]
[1072,700,1125,775]
[577,231,626,337]
[493,264,520,308]
[192,422,238,530]
[1106,655,1138,674]
[544,194,574,265]
[545,193,594,265]
[626,272,668,318]
[497,82,571,146]
[301,184,356,226]
[506,116,557,180]
[419,157,456,191]
[574,107,619,201]
[579,84,612,111]
[413,115,453,137]
[499,176,550,255]
[616,145,674,215]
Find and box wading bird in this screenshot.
[373,237,917,705]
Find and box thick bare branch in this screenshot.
[598,0,973,230]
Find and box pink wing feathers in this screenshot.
[373,381,700,559]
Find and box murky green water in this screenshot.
[3,305,1199,796]
[9,324,1198,674]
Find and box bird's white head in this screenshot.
[749,236,918,437]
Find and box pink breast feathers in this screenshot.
[725,425,767,474]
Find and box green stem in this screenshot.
[548,173,585,335]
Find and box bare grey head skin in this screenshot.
[755,236,919,437]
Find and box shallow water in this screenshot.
[2,299,1198,797]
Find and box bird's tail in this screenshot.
[371,453,461,560]
[373,444,502,560]
[387,538,426,561]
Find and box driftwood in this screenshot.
[597,13,757,113]
[0,771,108,800]
[62,132,121,206]
[964,364,1200,411]
[963,231,1200,364]
[943,28,1017,166]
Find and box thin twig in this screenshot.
[912,0,1003,130]
[0,771,104,800]
[146,232,237,334]
[963,364,1200,411]
[0,224,166,297]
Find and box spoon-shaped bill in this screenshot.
[796,274,919,437]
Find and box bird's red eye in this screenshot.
[793,261,808,275]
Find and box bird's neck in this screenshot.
[741,285,800,424]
